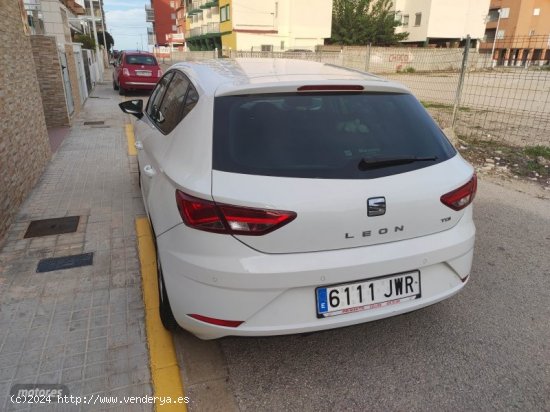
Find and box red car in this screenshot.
[113,51,162,95]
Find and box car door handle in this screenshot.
[134,141,143,150]
[143,165,156,178]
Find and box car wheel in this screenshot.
[119,86,126,96]
[113,80,119,90]
[157,253,179,331]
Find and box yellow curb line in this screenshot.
[136,217,187,411]
[126,124,137,156]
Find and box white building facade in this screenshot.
[220,0,333,51]
[393,0,491,46]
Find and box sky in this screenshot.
[104,0,150,51]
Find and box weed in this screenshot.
[524,145,550,159]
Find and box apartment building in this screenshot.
[181,0,332,52]
[218,0,333,52]
[393,0,491,47]
[481,0,550,66]
[146,0,178,46]
[184,0,222,51]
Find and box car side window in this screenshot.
[146,72,173,122]
[182,84,199,118]
[155,72,191,134]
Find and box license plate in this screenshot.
[316,271,421,318]
[136,70,152,77]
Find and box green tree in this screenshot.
[97,31,115,52]
[330,0,408,46]
[74,34,96,50]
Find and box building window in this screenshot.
[402,14,409,27]
[414,12,421,26]
[496,29,505,39]
[220,5,230,22]
[170,1,175,8]
[261,45,273,52]
[487,9,499,22]
[529,29,536,36]
[533,8,540,16]
[171,13,176,19]
[172,25,177,31]
[500,8,510,18]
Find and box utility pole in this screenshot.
[490,9,501,68]
[99,1,108,60]
[89,0,103,80]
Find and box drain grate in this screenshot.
[83,121,105,125]
[24,216,80,238]
[36,252,94,273]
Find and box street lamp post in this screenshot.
[490,8,501,68]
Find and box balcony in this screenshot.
[186,21,219,40]
[145,5,154,22]
[207,22,219,34]
[188,0,218,15]
[187,1,202,15]
[63,0,86,15]
[201,0,218,9]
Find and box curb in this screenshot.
[136,217,188,411]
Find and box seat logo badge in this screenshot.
[367,197,386,217]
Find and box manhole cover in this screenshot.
[24,216,80,238]
[83,121,105,125]
[36,253,94,273]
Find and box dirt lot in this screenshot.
[388,70,550,149]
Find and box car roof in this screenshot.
[169,58,410,97]
[122,50,154,56]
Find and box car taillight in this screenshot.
[175,190,297,236]
[441,173,477,211]
[122,68,130,76]
[157,69,163,77]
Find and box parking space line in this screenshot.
[126,124,137,156]
[136,217,187,411]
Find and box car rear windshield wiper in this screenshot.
[358,155,438,171]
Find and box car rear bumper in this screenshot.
[157,208,475,339]
[120,77,158,89]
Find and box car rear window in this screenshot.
[213,93,456,179]
[125,55,157,66]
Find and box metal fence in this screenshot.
[160,38,550,149]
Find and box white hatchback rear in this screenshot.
[122,59,476,339]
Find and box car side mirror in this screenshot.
[119,100,144,119]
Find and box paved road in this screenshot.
[182,178,550,411]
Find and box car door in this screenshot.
[138,71,197,232]
[135,72,173,211]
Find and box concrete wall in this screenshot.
[30,35,70,128]
[0,0,51,245]
[40,0,73,47]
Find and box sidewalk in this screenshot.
[0,77,151,411]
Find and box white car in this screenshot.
[119,59,476,340]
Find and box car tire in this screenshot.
[113,80,119,90]
[119,86,125,96]
[157,253,179,331]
